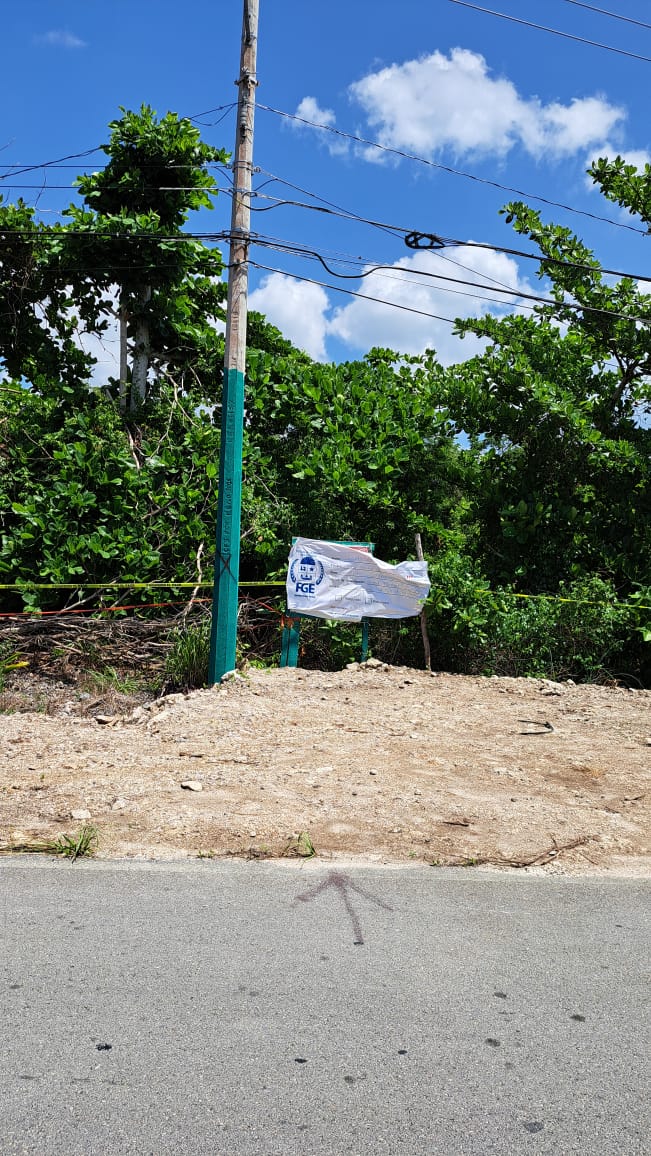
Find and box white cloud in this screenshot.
[249,272,331,360]
[348,48,624,160]
[249,250,536,364]
[585,143,651,171]
[327,246,536,365]
[295,96,336,129]
[36,29,87,49]
[292,96,349,156]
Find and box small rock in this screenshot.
[346,662,360,671]
[369,769,377,776]
[180,780,203,792]
[95,714,118,726]
[364,658,382,669]
[111,798,127,811]
[71,808,91,821]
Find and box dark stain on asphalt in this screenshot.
[485,1038,501,1047]
[494,991,508,999]
[8,983,22,990]
[295,871,392,946]
[18,1074,39,1081]
[96,1043,112,1051]
[570,1014,586,1022]
[505,1062,515,1070]
[295,1057,307,1064]
[524,1122,544,1133]
[398,1049,407,1055]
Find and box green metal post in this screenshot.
[361,618,370,662]
[208,367,245,681]
[280,617,301,668]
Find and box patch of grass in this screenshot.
[283,831,316,858]
[0,824,98,863]
[165,621,211,691]
[88,666,143,695]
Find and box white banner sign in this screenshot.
[286,538,430,622]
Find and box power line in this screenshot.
[3,213,651,288]
[249,235,651,325]
[446,0,651,62]
[249,257,651,348]
[0,105,236,181]
[246,188,651,285]
[425,233,651,286]
[557,0,651,30]
[249,259,459,326]
[0,184,228,192]
[0,162,232,172]
[0,147,104,182]
[253,169,404,239]
[248,171,650,301]
[256,104,648,236]
[187,102,238,127]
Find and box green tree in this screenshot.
[0,199,97,390]
[65,105,229,409]
[437,193,651,592]
[243,342,470,565]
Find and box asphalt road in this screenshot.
[1,859,649,1155]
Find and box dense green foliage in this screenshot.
[1,114,649,683]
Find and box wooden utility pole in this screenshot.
[208,0,259,684]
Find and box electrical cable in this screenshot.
[249,235,651,325]
[446,0,651,62]
[248,258,459,325]
[0,185,228,192]
[187,102,237,127]
[256,104,649,237]
[0,147,104,182]
[3,213,651,291]
[247,172,649,301]
[241,218,651,287]
[404,230,651,285]
[252,169,405,239]
[557,0,651,30]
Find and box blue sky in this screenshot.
[3,0,650,369]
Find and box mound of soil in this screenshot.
[1,663,649,873]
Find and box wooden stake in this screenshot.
[414,532,431,671]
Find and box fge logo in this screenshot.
[290,554,325,597]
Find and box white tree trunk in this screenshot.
[130,286,152,411]
[119,299,128,413]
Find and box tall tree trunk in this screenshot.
[130,285,152,411]
[119,298,128,414]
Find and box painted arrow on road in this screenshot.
[294,870,393,945]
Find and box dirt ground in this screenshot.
[1,661,650,874]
